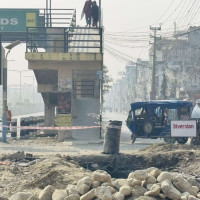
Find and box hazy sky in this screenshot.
[0,0,196,84]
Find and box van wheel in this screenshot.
[190,137,200,145]
[164,137,176,144]
[131,134,136,143]
[143,122,153,134]
[176,137,188,144]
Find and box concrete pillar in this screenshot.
[94,79,100,98]
[44,103,55,126]
[57,130,73,142]
[44,103,55,135]
[72,95,77,118]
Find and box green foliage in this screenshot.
[103,65,113,94]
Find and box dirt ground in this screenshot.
[0,137,200,198]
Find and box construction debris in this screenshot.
[8,168,200,200]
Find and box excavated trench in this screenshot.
[67,150,193,178]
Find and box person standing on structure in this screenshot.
[83,0,92,27]
[91,1,99,27]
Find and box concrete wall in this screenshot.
[25,52,102,62]
[26,51,102,139]
[72,98,100,140]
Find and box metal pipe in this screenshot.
[50,0,52,27]
[20,71,21,113]
[46,0,49,27]
[0,34,7,143]
[33,76,34,104]
[99,0,101,27]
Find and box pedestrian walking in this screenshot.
[91,1,99,27]
[82,0,92,27]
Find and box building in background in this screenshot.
[104,59,150,113]
[7,85,43,115]
[150,28,200,101]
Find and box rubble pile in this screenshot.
[6,167,200,200]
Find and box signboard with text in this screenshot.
[0,9,39,32]
[171,120,197,137]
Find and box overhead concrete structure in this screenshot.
[25,27,103,140]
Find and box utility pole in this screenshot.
[96,70,103,139]
[99,0,101,27]
[46,0,49,27]
[46,0,52,27]
[150,26,161,100]
[50,0,52,27]
[2,41,21,143]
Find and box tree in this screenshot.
[102,65,113,94]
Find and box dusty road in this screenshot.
[0,111,163,155]
[0,111,199,199]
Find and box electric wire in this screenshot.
[182,0,199,28]
[104,44,149,67]
[186,0,200,27]
[177,0,198,30]
[105,2,200,38]
[152,0,176,25]
[174,0,191,24]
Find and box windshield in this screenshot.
[135,108,143,116]
[191,105,200,118]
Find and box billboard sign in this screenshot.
[171,120,197,137]
[57,92,71,114]
[0,9,39,32]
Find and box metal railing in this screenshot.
[40,9,76,27]
[26,27,103,53]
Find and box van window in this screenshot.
[127,111,134,126]
[155,107,163,117]
[128,111,134,121]
[135,108,143,116]
[179,107,190,119]
[168,109,178,120]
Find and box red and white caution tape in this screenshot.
[2,125,101,131]
[1,124,122,131]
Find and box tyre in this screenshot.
[176,137,188,144]
[164,137,176,144]
[143,121,153,134]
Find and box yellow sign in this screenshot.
[57,122,72,127]
[56,114,72,127]
[26,13,36,27]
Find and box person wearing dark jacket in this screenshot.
[91,1,99,27]
[83,0,92,27]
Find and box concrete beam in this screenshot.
[38,84,58,93]
[25,52,103,62]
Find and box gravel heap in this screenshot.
[4,166,200,200]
